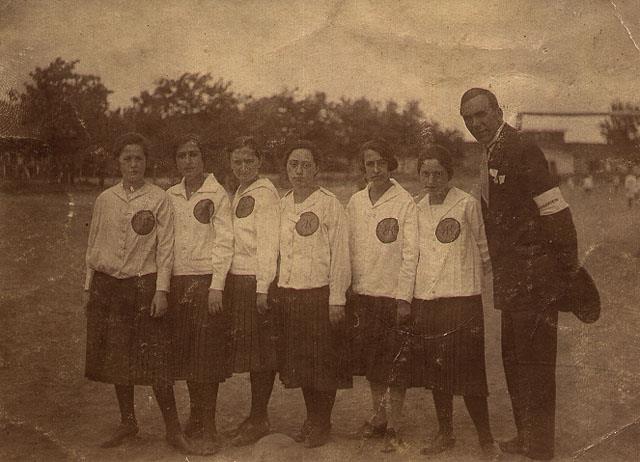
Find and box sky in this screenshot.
[1,0,639,142]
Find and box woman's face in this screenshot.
[230,146,261,184]
[175,140,204,181]
[286,148,318,189]
[118,144,146,184]
[419,158,449,195]
[363,149,391,187]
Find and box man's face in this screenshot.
[460,94,504,145]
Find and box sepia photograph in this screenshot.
[1,1,639,460]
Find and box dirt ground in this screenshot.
[1,178,639,461]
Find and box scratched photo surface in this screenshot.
[1,1,639,461]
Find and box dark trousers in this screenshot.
[501,309,558,460]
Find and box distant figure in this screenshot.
[582,175,594,193]
[624,172,637,208]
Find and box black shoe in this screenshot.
[360,420,387,439]
[480,440,503,460]
[166,433,217,456]
[420,432,456,456]
[183,415,204,439]
[304,424,331,448]
[381,428,404,453]
[100,422,139,448]
[231,417,270,446]
[293,419,312,443]
[498,436,525,455]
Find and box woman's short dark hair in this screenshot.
[359,138,398,172]
[229,135,262,159]
[172,133,204,159]
[112,132,151,159]
[283,139,320,167]
[417,144,454,180]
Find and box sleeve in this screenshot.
[255,189,280,293]
[209,192,234,290]
[84,195,102,290]
[327,197,351,306]
[521,143,569,215]
[466,197,491,270]
[394,199,419,302]
[154,194,175,292]
[540,208,579,272]
[345,196,356,270]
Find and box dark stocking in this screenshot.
[249,370,276,420]
[114,384,136,425]
[432,390,454,436]
[464,395,494,445]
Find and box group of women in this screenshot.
[83,132,500,459]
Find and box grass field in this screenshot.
[0,176,639,461]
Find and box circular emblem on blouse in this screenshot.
[193,199,215,224]
[131,210,155,235]
[435,217,461,244]
[295,211,320,236]
[376,217,399,243]
[235,195,255,218]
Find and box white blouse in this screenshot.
[277,187,351,306]
[85,181,174,291]
[167,173,233,290]
[230,177,280,294]
[413,187,490,300]
[346,179,419,302]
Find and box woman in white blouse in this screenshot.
[166,134,234,453]
[83,132,200,455]
[411,145,499,458]
[277,140,351,448]
[225,136,280,446]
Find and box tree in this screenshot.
[600,101,640,160]
[9,58,112,183]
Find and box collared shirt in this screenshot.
[480,121,506,204]
[413,187,490,300]
[346,179,418,302]
[85,181,174,291]
[278,187,350,306]
[167,173,233,290]
[230,177,280,294]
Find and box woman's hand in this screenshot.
[151,291,168,318]
[396,299,411,326]
[329,304,345,327]
[256,293,269,315]
[208,289,224,315]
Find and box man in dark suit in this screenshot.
[459,88,578,460]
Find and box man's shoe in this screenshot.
[183,415,204,439]
[231,417,270,446]
[360,420,387,439]
[420,432,456,456]
[304,424,331,448]
[381,428,404,453]
[498,436,525,455]
[100,422,139,448]
[480,440,503,460]
[293,419,312,443]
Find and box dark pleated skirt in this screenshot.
[276,286,352,391]
[85,272,172,386]
[348,294,411,387]
[168,274,232,383]
[410,295,488,396]
[226,274,278,373]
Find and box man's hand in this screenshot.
[208,289,224,315]
[151,291,168,318]
[256,293,269,315]
[329,304,345,327]
[396,299,411,325]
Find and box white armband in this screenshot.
[533,187,569,216]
